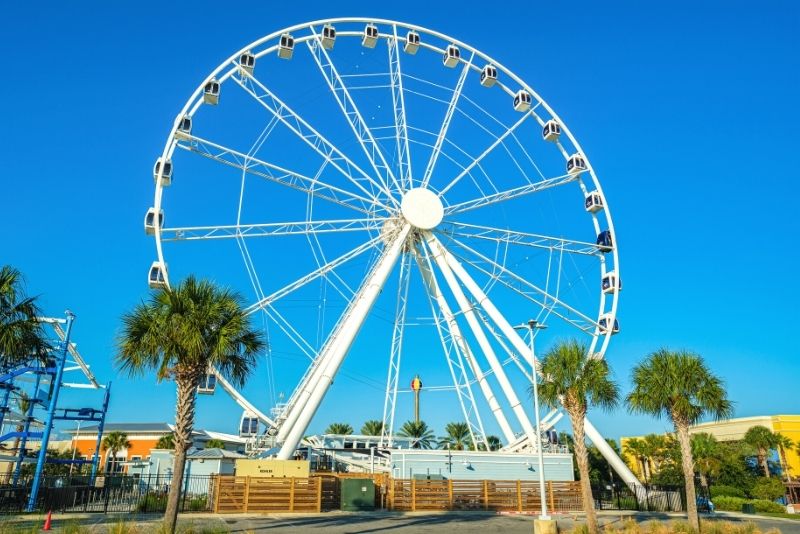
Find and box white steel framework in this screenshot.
[148,18,634,486]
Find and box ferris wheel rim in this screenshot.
[148,18,622,449]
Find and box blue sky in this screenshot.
[1,1,798,445]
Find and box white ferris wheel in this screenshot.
[146,18,632,482]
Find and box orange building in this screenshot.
[67,423,245,473]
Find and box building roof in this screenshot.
[68,423,173,435]
[199,430,246,444]
[188,448,247,460]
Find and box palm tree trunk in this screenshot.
[760,447,770,478]
[164,377,197,534]
[570,412,599,534]
[674,419,699,532]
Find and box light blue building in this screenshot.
[389,449,575,481]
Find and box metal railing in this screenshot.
[0,474,215,514]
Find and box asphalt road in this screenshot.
[8,511,800,533]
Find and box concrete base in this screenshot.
[534,518,558,534]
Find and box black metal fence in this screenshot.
[592,483,708,513]
[0,474,215,514]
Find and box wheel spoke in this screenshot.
[421,52,474,189]
[438,111,531,196]
[160,218,382,242]
[176,134,389,215]
[443,234,600,333]
[244,234,384,316]
[307,27,402,197]
[438,221,604,256]
[232,71,394,206]
[444,172,579,215]
[387,26,413,190]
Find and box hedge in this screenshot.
[710,485,746,499]
[712,496,785,513]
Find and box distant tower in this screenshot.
[410,375,423,422]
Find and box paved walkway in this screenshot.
[5,510,800,533]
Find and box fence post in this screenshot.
[411,478,416,512]
[213,475,221,513]
[243,476,251,513]
[548,480,555,512]
[483,480,489,510]
[448,479,453,510]
[289,477,296,512]
[516,480,522,512]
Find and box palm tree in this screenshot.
[691,432,722,491]
[627,349,732,533]
[538,340,619,534]
[102,432,132,473]
[744,425,777,478]
[116,276,264,534]
[397,420,435,449]
[360,420,384,436]
[439,422,472,451]
[324,423,353,435]
[485,435,501,451]
[775,433,795,480]
[205,438,225,449]
[5,392,30,479]
[0,265,50,369]
[156,433,175,450]
[623,437,650,483]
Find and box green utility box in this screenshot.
[340,478,375,511]
[742,503,756,514]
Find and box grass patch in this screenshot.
[569,519,781,533]
[756,511,800,521]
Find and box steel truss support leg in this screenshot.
[425,233,538,446]
[415,245,490,449]
[428,233,641,487]
[277,224,412,460]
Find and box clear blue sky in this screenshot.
[2,1,798,445]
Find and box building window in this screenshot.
[106,455,124,474]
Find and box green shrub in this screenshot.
[712,495,785,513]
[136,492,168,512]
[750,477,786,501]
[188,495,208,511]
[710,484,746,499]
[751,499,785,513]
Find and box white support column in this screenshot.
[277,224,412,460]
[430,233,641,487]
[425,233,537,446]
[415,245,494,448]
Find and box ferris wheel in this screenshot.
[146,18,633,482]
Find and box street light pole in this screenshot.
[515,319,549,521]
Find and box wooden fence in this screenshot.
[212,475,582,514]
[387,479,582,512]
[213,475,339,513]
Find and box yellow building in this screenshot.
[621,415,800,480]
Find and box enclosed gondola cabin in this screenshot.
[566,153,587,175]
[542,120,561,142]
[513,90,531,112]
[443,44,460,68]
[321,24,336,49]
[239,51,255,75]
[175,115,192,140]
[596,230,613,251]
[404,30,420,54]
[144,208,164,236]
[480,65,497,87]
[203,79,220,105]
[598,314,620,335]
[584,191,604,213]
[362,24,379,48]
[153,157,173,186]
[278,33,294,59]
[148,262,167,289]
[239,412,259,437]
[197,373,217,395]
[602,271,622,294]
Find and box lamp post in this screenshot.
[514,319,549,521]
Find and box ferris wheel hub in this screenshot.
[400,188,444,230]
